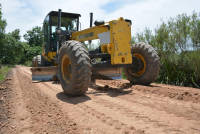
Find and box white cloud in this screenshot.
[105,0,200,34]
[1,0,200,42]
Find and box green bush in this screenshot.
[24,61,32,67]
[0,65,13,84]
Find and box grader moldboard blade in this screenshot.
[30,66,121,81]
[30,66,58,81]
[92,68,122,79]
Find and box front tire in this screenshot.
[123,43,160,85]
[58,41,91,96]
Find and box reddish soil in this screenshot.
[0,65,200,134]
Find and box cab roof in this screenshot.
[47,11,81,18]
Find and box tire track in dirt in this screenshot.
[71,97,144,134]
[93,80,200,120]
[22,70,182,133]
[119,94,200,121]
[92,82,200,133]
[91,95,200,134]
[20,66,123,133]
[93,82,200,122]
[18,66,200,134]
[20,67,138,133]
[56,94,144,134]
[21,67,144,133]
[14,66,82,133]
[37,81,138,133]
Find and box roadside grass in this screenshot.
[122,68,127,79]
[0,65,13,84]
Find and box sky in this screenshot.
[1,0,200,42]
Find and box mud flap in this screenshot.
[30,66,59,81]
[92,68,122,79]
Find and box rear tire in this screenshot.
[36,55,44,67]
[58,41,91,96]
[123,43,160,85]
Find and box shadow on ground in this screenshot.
[88,82,133,97]
[32,80,61,84]
[88,81,160,97]
[56,92,91,104]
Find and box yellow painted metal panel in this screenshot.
[48,52,57,59]
[71,25,109,42]
[42,52,57,62]
[109,17,132,64]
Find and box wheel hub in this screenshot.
[128,54,146,77]
[61,54,71,84]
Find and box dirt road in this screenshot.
[0,66,200,134]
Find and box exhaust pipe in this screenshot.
[57,9,62,54]
[89,12,93,50]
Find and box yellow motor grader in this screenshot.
[30,9,160,96]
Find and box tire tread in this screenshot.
[58,41,91,96]
[124,43,160,85]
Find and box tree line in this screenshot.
[0,4,43,65]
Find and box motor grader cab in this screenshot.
[31,9,160,96]
[46,11,79,51]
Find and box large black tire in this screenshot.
[32,57,36,67]
[123,43,160,85]
[58,41,91,96]
[36,55,44,67]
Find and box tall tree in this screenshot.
[21,26,43,63]
[1,29,24,64]
[0,4,7,62]
[0,4,6,38]
[23,26,43,47]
